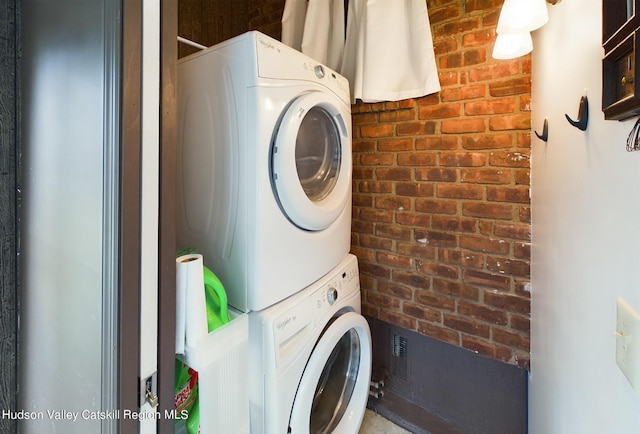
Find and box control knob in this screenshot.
[327,287,338,305]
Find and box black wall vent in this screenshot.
[391,333,409,381]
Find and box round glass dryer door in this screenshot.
[288,312,372,433]
[272,91,351,231]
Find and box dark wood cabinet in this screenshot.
[603,0,640,120]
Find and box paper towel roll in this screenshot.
[176,253,208,354]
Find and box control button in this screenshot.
[314,65,325,79]
[327,287,338,305]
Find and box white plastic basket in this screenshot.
[182,309,249,434]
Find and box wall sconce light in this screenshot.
[492,0,561,60]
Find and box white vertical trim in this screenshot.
[140,0,160,432]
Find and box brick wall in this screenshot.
[352,0,531,369]
[249,0,531,369]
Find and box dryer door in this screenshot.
[272,91,351,231]
[288,312,372,434]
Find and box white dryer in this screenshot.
[248,254,372,434]
[177,31,353,313]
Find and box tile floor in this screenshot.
[359,409,411,434]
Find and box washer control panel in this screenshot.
[326,287,338,305]
[269,254,360,367]
[310,257,359,317]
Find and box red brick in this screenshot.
[375,195,412,210]
[486,257,530,278]
[359,208,394,223]
[360,153,394,166]
[398,153,438,166]
[462,202,513,220]
[396,182,434,197]
[361,124,395,138]
[352,112,378,125]
[378,280,413,300]
[392,270,431,289]
[463,133,513,150]
[418,260,459,279]
[352,139,376,152]
[440,152,486,167]
[396,242,437,260]
[380,310,416,330]
[415,136,459,150]
[458,300,508,325]
[494,223,531,240]
[366,291,401,309]
[433,278,479,300]
[511,314,530,333]
[441,118,486,134]
[437,184,484,199]
[359,262,390,279]
[358,234,393,251]
[487,186,530,203]
[468,61,521,82]
[351,219,373,235]
[356,181,393,194]
[463,269,510,291]
[415,230,458,247]
[415,290,456,311]
[461,168,511,184]
[514,242,531,260]
[489,77,531,97]
[489,114,531,131]
[438,248,484,268]
[484,290,531,314]
[460,235,510,254]
[489,151,530,168]
[444,314,490,338]
[462,29,496,47]
[377,252,413,269]
[375,167,413,181]
[415,198,458,214]
[380,109,416,123]
[416,168,458,182]
[351,193,373,207]
[377,138,414,152]
[465,98,516,116]
[404,303,443,323]
[397,121,437,136]
[429,4,462,26]
[418,103,462,119]
[431,216,477,232]
[418,321,460,346]
[492,328,529,352]
[375,224,412,241]
[396,212,431,227]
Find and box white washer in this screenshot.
[177,31,353,312]
[248,254,372,434]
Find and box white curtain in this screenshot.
[282,0,441,103]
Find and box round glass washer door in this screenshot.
[272,91,351,231]
[288,312,372,434]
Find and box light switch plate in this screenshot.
[616,297,640,394]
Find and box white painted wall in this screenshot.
[531,0,640,432]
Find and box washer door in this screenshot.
[288,312,372,434]
[272,91,351,231]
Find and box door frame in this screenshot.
[120,0,177,432]
[0,1,19,433]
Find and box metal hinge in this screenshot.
[140,371,159,408]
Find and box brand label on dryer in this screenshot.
[273,299,314,367]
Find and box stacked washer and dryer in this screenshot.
[177,31,372,433]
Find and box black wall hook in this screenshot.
[535,118,549,142]
[565,95,589,131]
